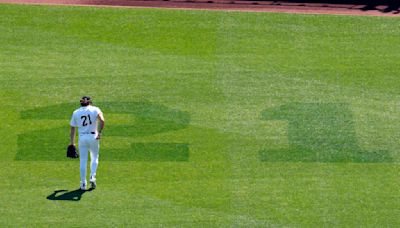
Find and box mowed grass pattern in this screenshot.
[18,102,190,161]
[0,3,400,227]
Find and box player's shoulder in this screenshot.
[72,107,83,114]
[89,105,102,113]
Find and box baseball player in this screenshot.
[69,96,105,190]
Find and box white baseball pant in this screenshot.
[78,134,99,185]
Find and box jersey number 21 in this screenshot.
[81,115,92,126]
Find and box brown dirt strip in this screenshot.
[0,0,399,16]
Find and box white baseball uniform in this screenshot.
[70,105,103,185]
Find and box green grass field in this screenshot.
[1,3,400,226]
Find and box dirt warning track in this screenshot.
[0,0,399,16]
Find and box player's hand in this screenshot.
[96,133,101,140]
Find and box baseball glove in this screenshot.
[67,145,79,158]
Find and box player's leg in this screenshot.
[89,138,100,188]
[78,137,89,190]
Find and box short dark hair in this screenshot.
[80,96,92,106]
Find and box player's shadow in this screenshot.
[46,189,92,201]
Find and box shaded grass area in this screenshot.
[106,143,189,161]
[17,102,392,162]
[17,126,189,161]
[17,102,190,161]
[260,103,392,162]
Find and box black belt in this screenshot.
[81,132,96,134]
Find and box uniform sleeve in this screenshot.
[70,112,78,127]
[97,107,103,118]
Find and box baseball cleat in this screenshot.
[90,180,96,189]
[80,183,87,190]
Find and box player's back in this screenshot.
[71,105,102,134]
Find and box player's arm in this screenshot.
[96,112,105,140]
[69,112,78,145]
[70,126,76,145]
